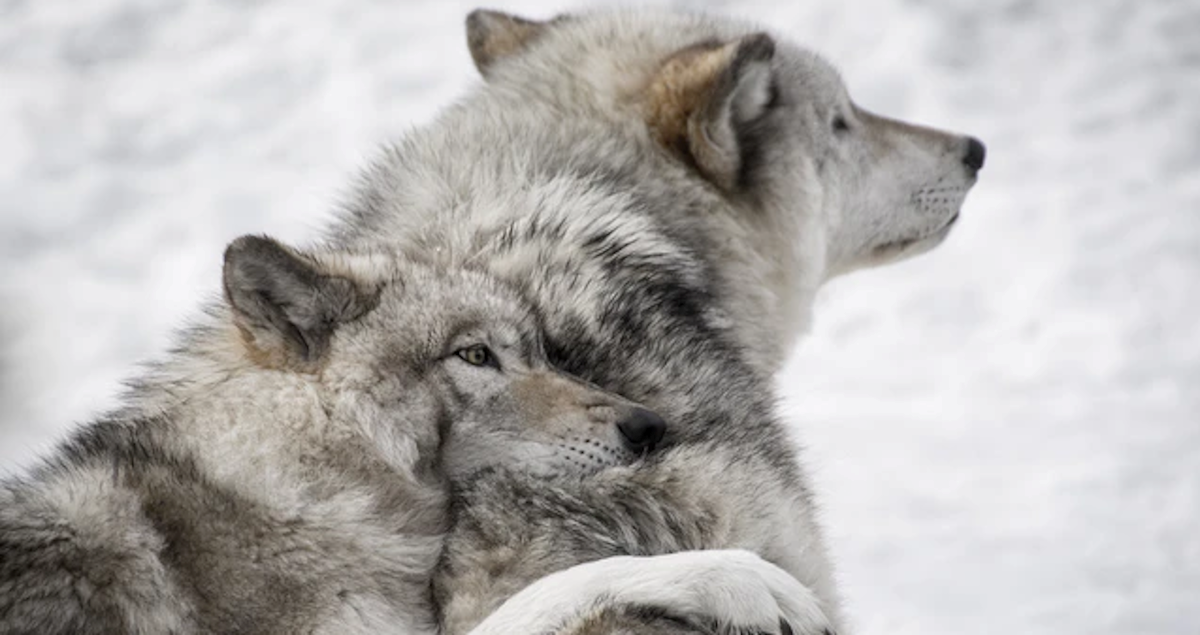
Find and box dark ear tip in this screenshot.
[224,234,285,266]
[225,234,269,258]
[467,8,524,32]
[738,32,776,64]
[465,8,492,31]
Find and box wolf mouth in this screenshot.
[875,212,960,255]
[940,211,961,231]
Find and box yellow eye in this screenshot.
[456,345,495,368]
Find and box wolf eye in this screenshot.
[832,115,850,133]
[456,345,498,369]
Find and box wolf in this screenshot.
[326,7,984,633]
[2,235,816,634]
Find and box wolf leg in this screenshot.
[465,550,832,635]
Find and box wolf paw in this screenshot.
[624,549,831,635]
[466,549,831,635]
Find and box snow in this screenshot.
[1,1,1196,634]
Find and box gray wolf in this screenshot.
[328,7,984,633]
[0,234,694,634]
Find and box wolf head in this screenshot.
[465,9,984,277]
[222,235,665,481]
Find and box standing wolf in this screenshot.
[327,8,984,633]
[3,235,822,634]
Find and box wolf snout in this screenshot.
[616,407,667,453]
[963,136,987,174]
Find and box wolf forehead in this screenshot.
[224,237,541,360]
[339,260,537,342]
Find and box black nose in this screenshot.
[617,407,667,452]
[963,136,986,173]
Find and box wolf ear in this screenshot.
[466,9,550,78]
[644,33,777,191]
[223,235,374,368]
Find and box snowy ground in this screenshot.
[1,1,1197,634]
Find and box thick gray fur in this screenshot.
[326,8,982,635]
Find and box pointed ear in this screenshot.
[466,9,550,78]
[223,235,375,368]
[644,33,777,191]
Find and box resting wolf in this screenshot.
[1,236,817,634]
[327,8,985,634]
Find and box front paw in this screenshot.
[615,549,833,635]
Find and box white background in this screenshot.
[1,1,1196,633]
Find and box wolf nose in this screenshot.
[617,407,667,452]
[963,136,987,173]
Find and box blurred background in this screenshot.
[1,1,1197,633]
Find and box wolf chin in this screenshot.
[326,8,984,634]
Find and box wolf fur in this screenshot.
[470,549,831,635]
[0,235,689,634]
[326,8,983,634]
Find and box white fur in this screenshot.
[469,550,831,635]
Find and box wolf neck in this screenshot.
[115,318,324,477]
[704,182,827,374]
[112,316,428,514]
[742,156,831,371]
